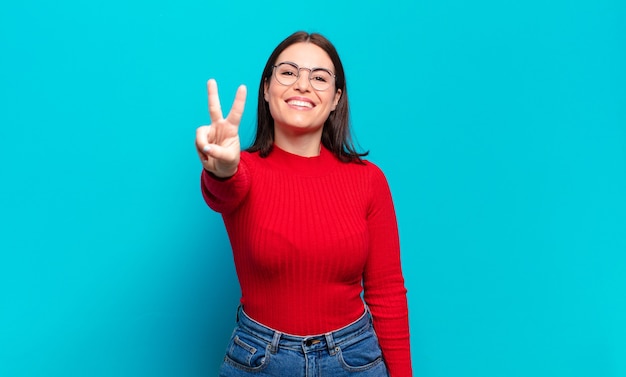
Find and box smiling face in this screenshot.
[264,42,342,139]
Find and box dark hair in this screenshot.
[247,31,367,163]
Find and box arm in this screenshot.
[200,155,251,214]
[196,79,250,214]
[363,164,412,377]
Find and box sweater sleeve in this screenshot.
[200,153,252,214]
[363,164,412,377]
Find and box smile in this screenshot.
[286,99,314,109]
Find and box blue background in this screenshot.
[1,0,625,376]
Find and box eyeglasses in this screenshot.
[272,62,336,91]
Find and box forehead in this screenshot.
[276,42,334,70]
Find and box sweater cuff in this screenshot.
[203,168,237,182]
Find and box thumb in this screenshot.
[203,143,237,163]
[204,144,239,177]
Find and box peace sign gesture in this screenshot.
[196,79,247,178]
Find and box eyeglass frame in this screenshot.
[271,61,337,91]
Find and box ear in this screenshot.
[264,80,269,102]
[331,88,342,111]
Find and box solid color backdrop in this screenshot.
[1,0,625,376]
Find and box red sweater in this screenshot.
[201,145,412,376]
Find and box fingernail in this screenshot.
[203,145,211,153]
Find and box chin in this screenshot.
[277,121,322,135]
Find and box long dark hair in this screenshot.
[247,31,367,163]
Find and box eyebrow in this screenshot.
[277,61,334,73]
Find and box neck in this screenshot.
[274,127,323,157]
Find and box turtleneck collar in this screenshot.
[264,144,340,177]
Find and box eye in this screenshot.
[311,70,331,82]
[277,64,298,77]
[311,75,327,82]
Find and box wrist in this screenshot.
[208,166,238,179]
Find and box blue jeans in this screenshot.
[218,306,390,376]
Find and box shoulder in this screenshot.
[360,160,394,202]
[241,150,259,161]
[349,159,389,184]
[240,150,263,167]
[333,159,392,197]
[362,159,385,175]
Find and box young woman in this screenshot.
[195,31,412,377]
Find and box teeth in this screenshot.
[287,100,313,108]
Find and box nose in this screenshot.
[294,68,312,91]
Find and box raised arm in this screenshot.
[197,79,252,214]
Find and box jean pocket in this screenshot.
[337,331,384,372]
[224,330,270,372]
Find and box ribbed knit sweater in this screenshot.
[201,145,412,377]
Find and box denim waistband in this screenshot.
[236,306,373,355]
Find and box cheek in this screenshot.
[325,94,339,111]
[266,84,285,104]
[267,96,283,119]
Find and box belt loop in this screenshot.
[325,333,337,356]
[236,304,242,323]
[269,331,281,354]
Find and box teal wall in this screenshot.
[1,0,625,376]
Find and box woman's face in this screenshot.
[264,42,342,137]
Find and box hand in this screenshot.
[195,79,247,178]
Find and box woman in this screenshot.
[195,31,412,377]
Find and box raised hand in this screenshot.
[196,79,247,178]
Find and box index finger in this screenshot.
[226,85,247,126]
[207,79,223,123]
